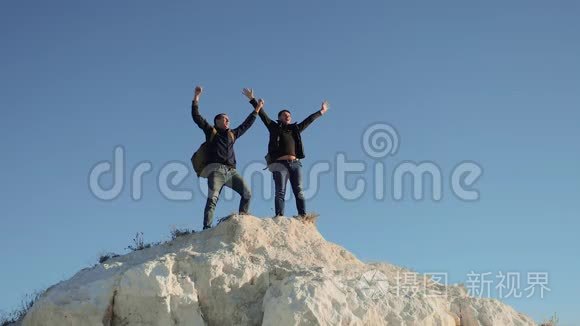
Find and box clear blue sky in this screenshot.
[1,0,578,323]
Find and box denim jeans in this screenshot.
[203,164,252,229]
[271,159,306,216]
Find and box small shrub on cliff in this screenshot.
[126,232,159,252]
[98,252,120,264]
[170,227,195,240]
[0,291,43,326]
[540,312,559,326]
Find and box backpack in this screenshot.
[191,128,235,177]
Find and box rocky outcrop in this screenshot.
[21,215,536,325]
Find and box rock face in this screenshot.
[22,215,536,326]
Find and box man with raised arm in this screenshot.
[242,87,328,217]
[192,86,264,229]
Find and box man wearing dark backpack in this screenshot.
[192,86,263,230]
[242,88,328,218]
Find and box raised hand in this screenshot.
[242,88,254,100]
[255,98,265,112]
[194,86,203,101]
[320,100,329,114]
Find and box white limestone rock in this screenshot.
[21,215,536,326]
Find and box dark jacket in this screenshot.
[191,100,257,168]
[250,98,322,160]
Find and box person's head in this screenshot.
[277,109,292,125]
[214,113,230,130]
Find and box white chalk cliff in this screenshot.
[22,215,536,325]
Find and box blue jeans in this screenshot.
[203,164,252,229]
[271,160,306,216]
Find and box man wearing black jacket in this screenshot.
[242,88,328,217]
[192,86,263,229]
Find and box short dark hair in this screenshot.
[214,113,227,125]
[277,109,291,118]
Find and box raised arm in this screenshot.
[253,99,274,129]
[243,88,274,129]
[232,98,263,139]
[297,100,329,132]
[191,86,213,135]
